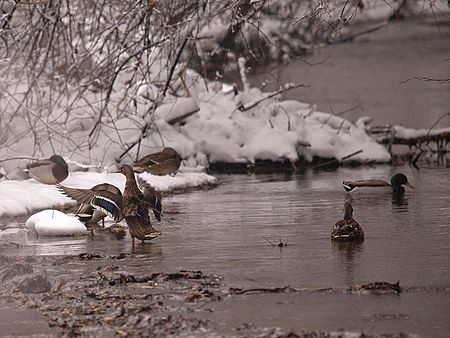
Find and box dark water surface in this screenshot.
[1,165,449,336]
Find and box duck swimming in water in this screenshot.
[342,173,414,194]
[331,202,364,241]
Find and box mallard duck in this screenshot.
[137,178,162,222]
[116,165,161,245]
[342,173,414,194]
[332,202,364,241]
[132,147,181,175]
[58,183,123,227]
[27,155,68,184]
[57,175,162,237]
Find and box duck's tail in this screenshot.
[342,181,356,192]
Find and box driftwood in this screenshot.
[311,149,363,169]
[378,132,449,147]
[229,285,298,295]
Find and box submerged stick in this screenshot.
[262,236,275,246]
[230,285,298,295]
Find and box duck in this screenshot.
[331,202,364,241]
[26,155,69,184]
[116,165,161,245]
[58,183,123,227]
[137,178,162,222]
[342,173,414,194]
[132,147,181,176]
[57,171,162,241]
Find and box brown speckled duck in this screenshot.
[132,147,181,176]
[116,165,161,245]
[58,169,162,244]
[331,202,364,241]
[27,155,68,184]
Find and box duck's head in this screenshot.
[162,147,178,156]
[115,165,135,178]
[49,155,67,164]
[343,202,353,220]
[391,173,414,192]
[163,147,181,161]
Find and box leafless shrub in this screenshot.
[0,0,444,170]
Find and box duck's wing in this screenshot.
[57,184,123,222]
[134,154,160,167]
[76,204,105,223]
[137,178,162,222]
[122,195,151,223]
[26,158,54,170]
[131,164,149,173]
[141,158,181,176]
[332,219,364,239]
[134,152,168,167]
[26,159,57,184]
[57,184,94,204]
[342,179,390,192]
[134,148,178,167]
[91,183,122,196]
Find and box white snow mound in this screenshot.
[25,209,87,236]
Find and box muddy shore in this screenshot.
[1,246,436,338]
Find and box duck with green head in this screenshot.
[27,154,69,184]
[343,173,414,194]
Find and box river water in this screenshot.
[1,164,449,336]
[250,17,450,129]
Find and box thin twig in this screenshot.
[262,236,275,246]
[230,83,309,118]
[163,34,190,97]
[312,149,363,169]
[426,113,450,137]
[0,156,37,163]
[400,77,450,85]
[229,285,298,295]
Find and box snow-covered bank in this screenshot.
[142,82,391,167]
[371,125,450,143]
[0,73,391,180]
[0,171,217,218]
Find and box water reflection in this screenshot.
[391,193,409,210]
[131,243,162,256]
[332,240,364,285]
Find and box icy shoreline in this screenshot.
[0,171,218,219]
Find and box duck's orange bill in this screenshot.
[405,182,415,189]
[113,170,121,173]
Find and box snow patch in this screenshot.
[0,171,217,218]
[25,210,87,236]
